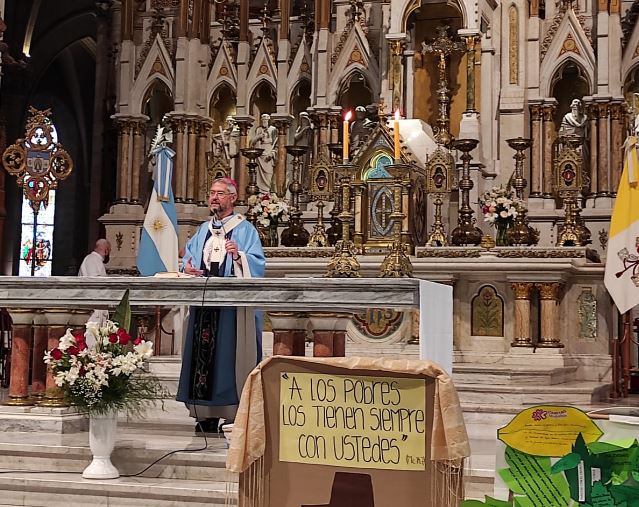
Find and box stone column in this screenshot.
[610,102,623,195]
[40,310,71,407]
[329,110,340,145]
[186,119,198,203]
[510,283,534,347]
[387,38,405,112]
[173,118,186,202]
[269,312,308,356]
[116,119,132,203]
[197,121,209,205]
[31,312,48,398]
[464,35,480,113]
[273,118,291,197]
[529,105,542,197]
[597,103,610,196]
[586,102,598,194]
[333,313,352,357]
[235,118,253,204]
[130,118,146,205]
[536,283,564,348]
[3,310,35,406]
[317,111,329,156]
[309,312,337,357]
[542,104,556,197]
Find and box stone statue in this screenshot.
[294,112,314,149]
[350,105,373,155]
[250,113,278,193]
[559,99,588,143]
[212,115,239,166]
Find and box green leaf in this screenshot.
[551,452,582,474]
[111,289,131,332]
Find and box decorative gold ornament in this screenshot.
[425,146,454,247]
[450,138,483,246]
[480,235,496,249]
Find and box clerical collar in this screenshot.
[210,212,235,229]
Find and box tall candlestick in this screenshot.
[343,110,352,162]
[394,109,401,160]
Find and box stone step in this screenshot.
[0,473,235,506]
[452,364,578,386]
[456,381,610,406]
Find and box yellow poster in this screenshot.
[498,405,603,456]
[279,372,427,471]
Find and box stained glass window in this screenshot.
[18,124,59,277]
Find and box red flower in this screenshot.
[133,336,142,346]
[79,366,87,376]
[50,348,63,360]
[116,328,131,345]
[108,333,118,344]
[78,341,87,351]
[67,346,80,356]
[73,332,86,344]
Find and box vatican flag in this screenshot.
[604,135,639,313]
[136,146,179,276]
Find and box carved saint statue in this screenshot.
[250,113,278,193]
[212,115,239,166]
[294,111,314,149]
[349,105,373,155]
[559,99,588,144]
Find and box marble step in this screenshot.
[456,380,610,406]
[452,364,578,386]
[0,431,233,484]
[0,473,235,506]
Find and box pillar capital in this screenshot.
[511,282,534,300]
[536,282,563,301]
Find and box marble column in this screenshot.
[116,120,132,203]
[269,312,308,356]
[130,118,146,205]
[542,104,556,197]
[464,35,480,113]
[329,110,340,145]
[273,119,291,197]
[39,310,71,407]
[235,118,253,204]
[597,103,610,197]
[173,118,186,202]
[197,121,209,205]
[586,102,598,195]
[317,112,329,155]
[536,283,564,348]
[510,283,534,347]
[333,313,352,357]
[3,310,35,406]
[186,119,198,203]
[31,312,48,398]
[309,312,337,357]
[610,102,623,195]
[387,38,405,112]
[529,105,542,197]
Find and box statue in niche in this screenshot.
[250,113,278,193]
[294,112,314,187]
[559,99,588,144]
[350,105,373,156]
[212,115,239,167]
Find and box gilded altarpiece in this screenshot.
[351,127,427,252]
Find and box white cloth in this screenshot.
[78,251,108,329]
[78,251,106,277]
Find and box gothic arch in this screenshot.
[139,77,173,116]
[248,81,277,116]
[334,68,377,108]
[397,0,471,34]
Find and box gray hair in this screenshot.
[211,177,238,195]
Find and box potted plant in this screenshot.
[44,291,166,479]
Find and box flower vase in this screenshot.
[82,411,119,479]
[495,224,510,246]
[260,223,279,247]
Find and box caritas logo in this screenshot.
[532,408,567,421]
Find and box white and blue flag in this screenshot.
[136,146,179,275]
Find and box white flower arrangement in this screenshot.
[479,186,520,227]
[44,320,165,416]
[247,192,290,228]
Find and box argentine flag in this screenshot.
[137,146,179,275]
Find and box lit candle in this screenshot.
[343,110,352,162]
[394,109,401,160]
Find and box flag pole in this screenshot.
[621,311,631,397]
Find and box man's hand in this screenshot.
[184,259,204,276]
[225,240,240,261]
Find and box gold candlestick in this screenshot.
[450,138,483,246]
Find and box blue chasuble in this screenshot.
[176,214,265,416]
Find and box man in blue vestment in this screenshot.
[176,177,265,433]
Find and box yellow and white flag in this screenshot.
[604,136,639,313]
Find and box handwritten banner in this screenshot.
[279,372,427,471]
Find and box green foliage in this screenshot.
[111,289,131,333]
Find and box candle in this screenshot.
[394,109,401,160]
[343,110,352,162]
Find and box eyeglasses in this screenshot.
[209,191,232,198]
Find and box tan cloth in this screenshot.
[226,356,470,473]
